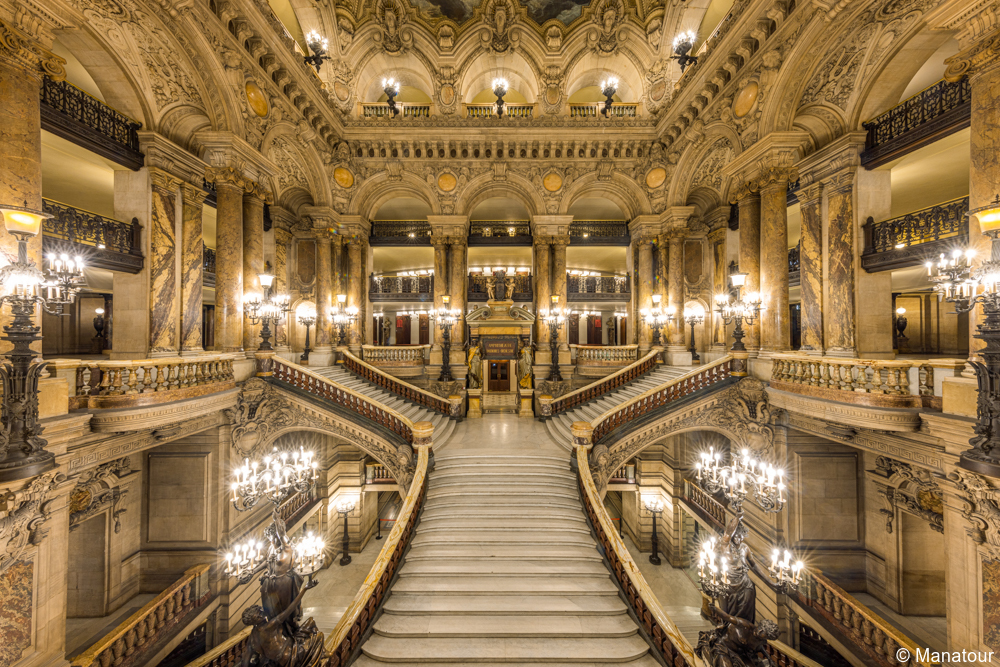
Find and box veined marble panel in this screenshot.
[0,559,33,667]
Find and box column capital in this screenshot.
[268,205,297,233]
[707,225,727,244]
[629,215,660,241]
[149,168,182,195]
[945,27,1000,82]
[194,130,277,187]
[758,164,798,193]
[721,131,809,182]
[731,180,760,203]
[0,19,65,81]
[531,215,573,237]
[705,205,731,233]
[430,236,452,247]
[663,205,697,229]
[532,236,552,248]
[797,182,824,206]
[204,165,273,203]
[179,181,208,207]
[795,132,865,185]
[139,131,207,186]
[302,206,342,232]
[822,169,855,195]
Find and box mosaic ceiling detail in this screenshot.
[408,0,593,26]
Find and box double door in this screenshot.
[487,361,510,392]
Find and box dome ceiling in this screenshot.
[408,0,593,26]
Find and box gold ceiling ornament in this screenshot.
[645,167,667,189]
[733,81,759,119]
[245,81,269,118]
[334,167,355,189]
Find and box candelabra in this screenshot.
[714,272,763,352]
[684,303,705,363]
[894,306,909,353]
[434,294,460,382]
[600,76,618,117]
[297,306,316,363]
[92,306,107,354]
[245,274,291,351]
[383,77,400,118]
[304,31,330,72]
[336,496,357,566]
[0,203,87,481]
[644,496,664,566]
[332,294,359,347]
[541,295,566,381]
[671,30,699,73]
[230,447,318,512]
[640,294,672,346]
[493,78,508,117]
[926,194,1000,476]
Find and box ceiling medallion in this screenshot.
[438,173,458,192]
[645,167,667,188]
[245,81,269,118]
[334,167,354,189]
[733,81,759,119]
[543,172,563,192]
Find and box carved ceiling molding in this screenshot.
[0,472,66,574]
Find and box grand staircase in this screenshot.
[355,450,658,666]
[312,365,458,447]
[545,364,692,448]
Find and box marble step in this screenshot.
[420,497,586,513]
[431,461,573,473]
[354,657,660,667]
[428,476,577,490]
[382,593,626,616]
[425,487,580,501]
[360,635,650,663]
[372,612,638,638]
[409,533,599,549]
[390,574,620,595]
[434,453,570,465]
[411,526,593,541]
[415,517,589,531]
[403,544,602,562]
[400,560,610,576]
[419,506,586,521]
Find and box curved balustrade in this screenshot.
[75,354,239,408]
[572,344,639,366]
[343,349,460,418]
[541,349,662,417]
[72,565,211,667]
[271,357,416,445]
[575,444,698,667]
[591,357,734,443]
[361,345,429,366]
[325,444,430,666]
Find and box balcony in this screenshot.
[467,104,533,119]
[40,76,144,170]
[569,221,631,246]
[567,274,630,302]
[467,272,533,302]
[468,220,532,245]
[362,103,431,119]
[861,196,969,273]
[42,198,144,273]
[370,220,432,245]
[568,104,639,119]
[369,274,434,302]
[861,78,971,168]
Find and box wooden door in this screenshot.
[396,316,411,345]
[488,361,510,392]
[620,318,627,345]
[569,313,579,345]
[587,316,602,344]
[419,314,429,345]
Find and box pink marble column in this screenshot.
[736,185,761,353]
[825,173,856,355]
[242,192,265,353]
[179,183,206,354]
[667,231,685,347]
[315,233,332,349]
[798,183,824,353]
[759,173,792,354]
[148,170,180,356]
[534,239,551,344]
[211,179,244,352]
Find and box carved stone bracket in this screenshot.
[69,457,134,533]
[0,472,66,574]
[948,470,1000,561]
[0,18,65,81]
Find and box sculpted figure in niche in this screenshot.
[467,342,483,389]
[517,343,533,389]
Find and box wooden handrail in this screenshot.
[324,444,431,665]
[183,627,251,667]
[343,349,460,418]
[270,357,416,445]
[541,348,662,417]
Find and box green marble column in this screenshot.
[211,178,244,353]
[736,185,761,353]
[148,170,180,356]
[759,173,792,354]
[825,173,856,355]
[242,192,265,353]
[798,183,824,353]
[179,182,206,354]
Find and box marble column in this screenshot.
[636,237,654,351]
[148,170,180,357]
[534,239,551,344]
[333,234,344,297]
[824,172,857,356]
[708,226,727,349]
[667,231,685,347]
[315,233,332,351]
[736,185,762,354]
[431,237,450,350]
[449,239,467,346]
[759,173,792,355]
[658,241,669,304]
[551,237,570,350]
[798,183,824,354]
[179,183,206,354]
[347,236,365,348]
[210,178,244,352]
[242,192,265,354]
[273,226,292,350]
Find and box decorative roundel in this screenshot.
[543,172,563,192]
[245,81,269,118]
[438,172,458,192]
[333,167,354,189]
[733,81,759,119]
[645,167,667,188]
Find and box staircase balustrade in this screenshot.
[270,357,417,444]
[540,349,662,418]
[366,462,396,484]
[343,349,462,418]
[184,629,250,667]
[325,443,431,666]
[73,354,239,408]
[591,357,734,443]
[572,344,639,366]
[361,344,429,366]
[72,565,211,667]
[764,641,825,667]
[683,479,726,530]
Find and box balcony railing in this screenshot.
[40,76,144,170]
[369,274,434,302]
[568,103,639,118]
[362,344,428,367]
[468,220,532,245]
[861,196,969,273]
[862,78,971,168]
[683,479,726,531]
[567,274,630,301]
[788,243,800,287]
[467,273,533,301]
[42,198,144,274]
[203,244,216,287]
[366,462,396,484]
[362,103,430,119]
[466,104,533,119]
[572,344,638,367]
[370,220,432,245]
[569,221,631,245]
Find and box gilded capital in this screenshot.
[823,169,854,195]
[150,168,182,195]
[758,165,798,191]
[0,19,65,81]
[731,180,760,203]
[179,181,208,207]
[944,30,1000,83]
[204,166,273,204]
[797,182,824,206]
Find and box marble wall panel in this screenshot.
[827,185,857,353]
[147,452,210,543]
[799,191,824,352]
[0,559,34,667]
[296,239,317,286]
[984,558,1000,651]
[683,240,703,285]
[149,181,179,355]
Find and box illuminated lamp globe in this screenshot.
[970,194,1000,234]
[0,202,51,237]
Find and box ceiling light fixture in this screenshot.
[383,77,400,118]
[671,31,698,74]
[600,76,618,118]
[304,31,330,73]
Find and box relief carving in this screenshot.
[373,0,412,53]
[480,0,519,53]
[949,470,1000,561]
[0,472,65,574]
[589,0,626,54]
[69,457,133,533]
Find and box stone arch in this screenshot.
[791,104,848,154]
[263,123,331,207]
[669,126,741,206]
[563,51,644,103]
[558,172,651,219]
[349,174,442,218]
[454,172,544,217]
[459,50,540,103]
[355,63,437,103]
[157,106,214,152]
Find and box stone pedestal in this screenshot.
[665,348,693,366]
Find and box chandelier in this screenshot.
[640,293,673,346]
[600,76,618,117]
[245,273,291,351]
[0,202,87,481]
[383,77,400,118]
[230,447,318,512]
[714,272,763,352]
[432,294,461,382]
[493,78,509,117]
[304,31,330,73]
[332,294,359,346]
[671,30,698,73]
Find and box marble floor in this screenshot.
[65,593,157,659]
[439,413,565,453]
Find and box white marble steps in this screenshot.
[358,452,654,666]
[309,365,456,446]
[545,365,694,449]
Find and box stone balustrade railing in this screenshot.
[68,353,239,409]
[344,349,462,419]
[361,344,429,366]
[765,641,824,667]
[571,344,639,366]
[325,441,431,665]
[72,565,211,667]
[591,356,734,443]
[269,356,417,445]
[770,353,966,408]
[278,490,313,524]
[183,628,250,667]
[797,570,928,667]
[366,462,395,484]
[540,348,662,418]
[684,479,726,530]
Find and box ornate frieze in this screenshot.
[871,456,944,534]
[0,472,65,575]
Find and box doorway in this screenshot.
[488,361,510,391]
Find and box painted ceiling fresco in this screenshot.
[408,0,592,25]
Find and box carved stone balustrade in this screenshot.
[683,479,727,531]
[344,350,461,418]
[70,565,211,667]
[540,349,662,418]
[572,344,639,378]
[366,462,396,484]
[362,345,429,368]
[361,103,430,119]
